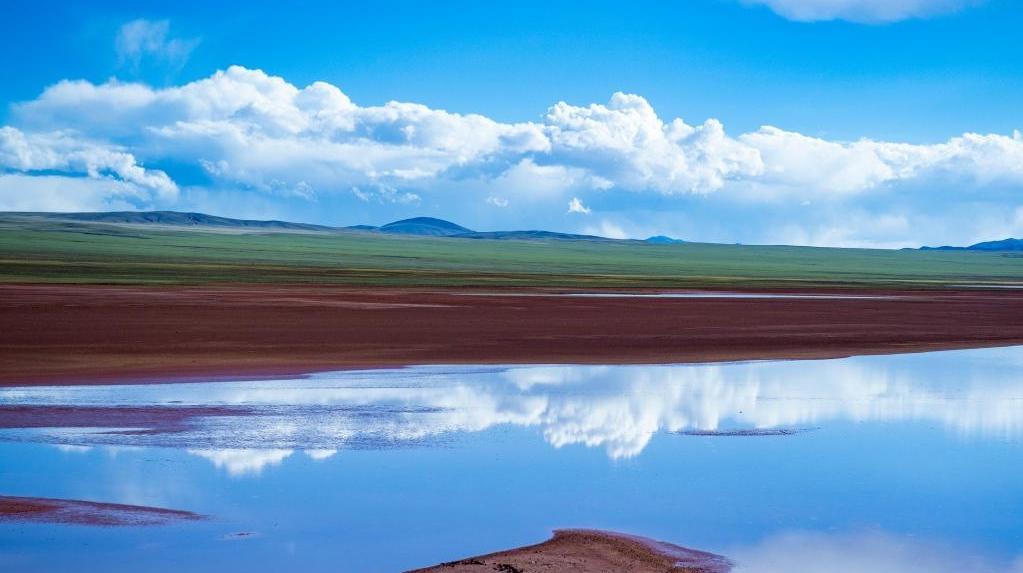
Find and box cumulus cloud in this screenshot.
[741,0,981,23]
[741,126,1023,195]
[4,66,1023,246]
[481,159,610,202]
[0,126,178,210]
[0,126,177,196]
[13,66,550,199]
[545,92,764,193]
[116,19,199,69]
[567,197,591,214]
[0,174,160,212]
[11,66,1023,203]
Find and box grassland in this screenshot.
[1,216,1021,288]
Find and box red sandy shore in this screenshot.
[1,284,1022,386]
[407,529,732,573]
[0,495,204,526]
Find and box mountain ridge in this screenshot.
[2,211,335,232]
[1,211,682,244]
[8,211,1023,250]
[374,217,474,237]
[921,238,1023,252]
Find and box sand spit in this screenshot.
[0,404,251,432]
[0,495,204,526]
[408,529,731,573]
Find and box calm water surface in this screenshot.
[1,347,1022,572]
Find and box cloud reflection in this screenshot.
[187,448,294,476]
[731,530,1023,573]
[304,449,338,461]
[3,347,1022,464]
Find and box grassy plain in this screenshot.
[1,216,1021,288]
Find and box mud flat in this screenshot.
[2,285,1022,385]
[408,529,731,573]
[0,496,204,526]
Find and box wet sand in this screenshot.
[0,405,251,433]
[2,284,1022,385]
[408,529,731,573]
[0,495,204,526]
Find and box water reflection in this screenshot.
[185,448,295,477]
[180,448,338,476]
[2,347,1022,468]
[3,348,1023,572]
[731,530,1023,573]
[461,292,895,299]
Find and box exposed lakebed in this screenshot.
[1,347,1021,571]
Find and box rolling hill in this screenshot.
[1,211,336,232]
[2,211,671,243]
[2,209,1023,289]
[921,238,1023,252]
[6,212,1019,255]
[373,217,474,236]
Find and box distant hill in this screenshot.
[964,238,1023,251]
[375,217,474,236]
[4,211,335,232]
[1,210,689,244]
[645,235,685,245]
[457,230,612,241]
[355,218,616,241]
[921,238,1023,252]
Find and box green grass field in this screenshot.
[1,217,1021,288]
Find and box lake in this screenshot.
[1,347,1021,572]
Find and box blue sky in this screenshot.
[1,0,1022,247]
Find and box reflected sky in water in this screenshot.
[1,347,1022,571]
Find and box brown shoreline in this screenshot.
[407,529,731,573]
[2,284,1022,386]
[0,495,204,526]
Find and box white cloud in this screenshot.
[348,184,420,205]
[741,126,1023,197]
[0,174,158,212]
[5,66,1023,247]
[12,67,1023,207]
[116,19,199,69]
[741,0,981,23]
[545,92,764,194]
[481,159,610,202]
[13,66,550,199]
[567,197,591,214]
[0,126,177,200]
[770,210,913,248]
[584,220,629,239]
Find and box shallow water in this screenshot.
[462,291,895,299]
[1,347,1022,572]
